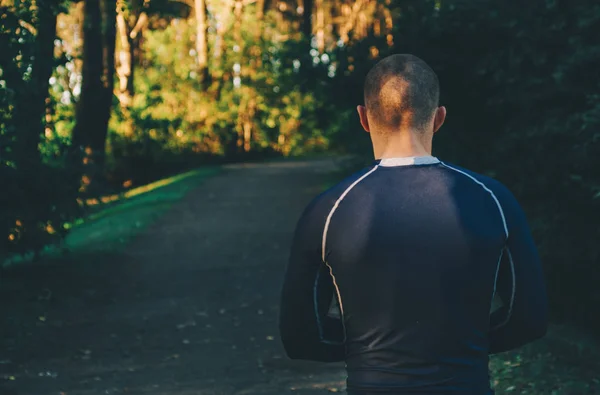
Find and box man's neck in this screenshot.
[372,130,433,160]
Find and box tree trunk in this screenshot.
[116,7,145,137]
[16,2,57,168]
[255,0,265,39]
[95,0,117,169]
[315,0,325,52]
[302,0,313,39]
[243,98,256,152]
[249,0,265,69]
[233,0,244,45]
[128,11,147,97]
[116,11,133,108]
[72,0,117,191]
[213,0,234,64]
[211,0,234,100]
[72,0,104,153]
[233,0,245,154]
[195,0,209,86]
[339,0,364,46]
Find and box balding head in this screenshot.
[363,54,440,133]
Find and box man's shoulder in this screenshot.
[294,165,377,234]
[305,164,378,214]
[440,161,507,190]
[440,161,518,206]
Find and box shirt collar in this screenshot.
[375,156,440,167]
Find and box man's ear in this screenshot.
[433,106,446,134]
[357,105,370,133]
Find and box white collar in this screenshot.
[378,156,440,167]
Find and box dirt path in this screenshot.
[0,159,348,395]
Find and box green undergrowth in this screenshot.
[490,325,600,394]
[2,166,219,268]
[65,166,220,253]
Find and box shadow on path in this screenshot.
[0,159,348,395]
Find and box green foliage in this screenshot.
[105,8,331,181]
[2,0,335,258]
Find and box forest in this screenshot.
[1,0,600,343]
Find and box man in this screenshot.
[278,54,548,394]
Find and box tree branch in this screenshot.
[129,11,148,39]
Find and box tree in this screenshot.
[71,0,117,190]
[115,0,148,112]
[1,0,80,257]
[1,1,60,169]
[301,0,312,39]
[194,0,209,85]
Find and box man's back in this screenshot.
[279,156,548,394]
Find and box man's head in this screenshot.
[357,54,446,140]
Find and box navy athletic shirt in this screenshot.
[279,156,548,395]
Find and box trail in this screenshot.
[0,159,347,395]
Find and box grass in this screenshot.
[65,166,219,253]
[2,166,219,268]
[489,325,600,394]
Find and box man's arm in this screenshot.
[488,185,549,354]
[279,199,345,362]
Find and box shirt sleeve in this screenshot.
[278,197,345,362]
[488,183,549,354]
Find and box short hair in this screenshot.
[364,54,440,132]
